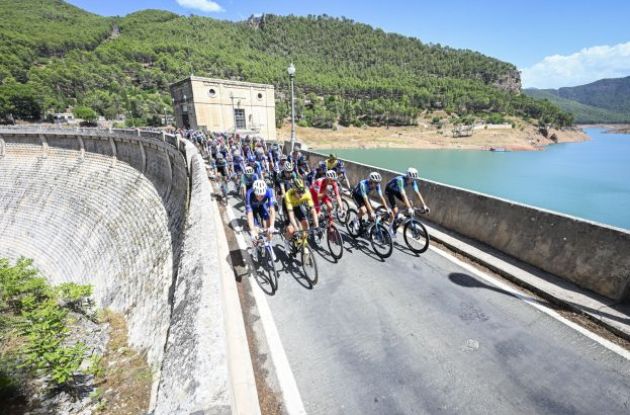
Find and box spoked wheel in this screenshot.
[326,224,344,259]
[369,223,393,258]
[265,246,279,291]
[335,199,351,224]
[300,246,319,284]
[345,208,361,238]
[403,219,430,254]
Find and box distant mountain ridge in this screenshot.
[524,76,630,123]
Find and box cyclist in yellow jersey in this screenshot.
[283,178,319,243]
[325,153,338,171]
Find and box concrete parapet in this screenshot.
[304,150,630,301]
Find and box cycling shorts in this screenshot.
[385,189,404,208]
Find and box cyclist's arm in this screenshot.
[246,210,258,239]
[376,184,389,211]
[310,206,319,228]
[412,181,429,211]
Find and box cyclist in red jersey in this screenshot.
[309,170,344,221]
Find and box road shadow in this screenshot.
[342,231,385,263]
[275,245,317,290]
[393,239,420,257]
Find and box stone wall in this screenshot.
[304,150,630,302]
[0,128,229,411]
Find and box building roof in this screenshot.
[170,76,274,90]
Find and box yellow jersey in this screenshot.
[326,158,337,170]
[284,189,314,210]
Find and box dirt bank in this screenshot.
[277,123,589,151]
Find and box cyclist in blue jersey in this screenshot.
[385,168,430,234]
[351,172,390,221]
[304,161,327,187]
[246,180,276,248]
[240,165,259,199]
[232,150,245,174]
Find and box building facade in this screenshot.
[170,76,277,140]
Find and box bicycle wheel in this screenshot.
[345,208,361,237]
[326,224,344,260]
[403,219,430,254]
[300,246,319,284]
[265,246,279,291]
[335,199,351,224]
[369,223,393,258]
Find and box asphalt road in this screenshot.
[224,191,630,415]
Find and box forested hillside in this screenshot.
[524,88,630,123]
[525,76,630,123]
[0,0,573,128]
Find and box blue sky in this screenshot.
[67,0,630,89]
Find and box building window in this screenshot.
[234,109,246,129]
[257,92,263,100]
[208,88,216,97]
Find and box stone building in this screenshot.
[170,76,276,140]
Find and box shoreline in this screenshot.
[278,124,590,152]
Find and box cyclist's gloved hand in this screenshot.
[423,205,430,214]
[407,208,414,217]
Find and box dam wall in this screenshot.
[0,127,230,412]
[302,149,630,302]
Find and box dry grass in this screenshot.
[94,311,151,415]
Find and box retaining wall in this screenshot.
[0,128,229,412]
[303,149,630,302]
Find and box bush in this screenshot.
[0,258,93,393]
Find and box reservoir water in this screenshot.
[321,128,630,230]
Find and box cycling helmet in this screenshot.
[253,179,267,196]
[273,164,280,173]
[255,147,264,155]
[407,167,419,179]
[279,154,288,161]
[328,153,337,160]
[215,153,224,159]
[337,160,345,168]
[293,178,306,192]
[233,150,241,157]
[369,172,382,183]
[326,170,338,180]
[284,162,294,172]
[244,166,254,176]
[318,160,327,169]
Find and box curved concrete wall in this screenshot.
[303,149,630,301]
[0,128,191,407]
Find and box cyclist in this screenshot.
[304,160,327,187]
[325,153,338,171]
[232,150,245,176]
[283,178,319,250]
[384,167,430,235]
[268,143,282,169]
[351,171,389,224]
[246,179,276,254]
[214,153,229,186]
[240,165,259,199]
[310,170,344,221]
[276,162,298,199]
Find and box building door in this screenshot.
[182,113,190,129]
[234,109,246,129]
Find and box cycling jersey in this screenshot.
[276,171,297,192]
[311,177,339,198]
[386,175,419,194]
[284,188,314,210]
[304,168,326,187]
[353,179,383,198]
[325,159,338,170]
[241,173,260,190]
[246,187,275,221]
[233,155,245,172]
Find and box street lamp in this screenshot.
[287,63,296,152]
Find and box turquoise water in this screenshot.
[321,128,630,230]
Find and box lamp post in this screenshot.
[287,63,296,152]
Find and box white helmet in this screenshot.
[369,172,382,183]
[244,166,254,176]
[326,170,338,180]
[284,162,294,172]
[233,150,240,157]
[253,179,267,196]
[407,167,419,179]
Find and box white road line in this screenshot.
[428,245,630,360]
[224,200,308,415]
